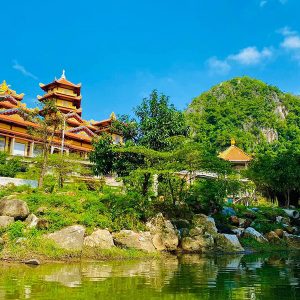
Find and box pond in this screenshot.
[0,252,299,299]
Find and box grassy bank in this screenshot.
[0,236,160,263]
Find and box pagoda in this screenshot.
[0,80,24,109]
[38,70,82,116]
[218,139,252,169]
[0,81,37,156]
[0,72,122,158]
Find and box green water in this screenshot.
[0,252,299,299]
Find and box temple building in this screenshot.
[0,71,121,158]
[218,139,252,169]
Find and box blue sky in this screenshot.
[1,0,300,121]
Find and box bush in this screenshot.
[184,178,227,214]
[7,221,25,241]
[0,152,23,178]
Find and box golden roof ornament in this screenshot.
[0,80,24,100]
[231,138,236,146]
[110,112,117,121]
[0,80,10,94]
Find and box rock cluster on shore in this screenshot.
[0,196,299,255]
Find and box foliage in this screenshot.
[47,153,85,188]
[246,141,300,207]
[240,237,288,251]
[135,89,187,151]
[186,77,285,153]
[111,114,138,142]
[22,100,64,188]
[0,152,23,178]
[0,185,149,233]
[90,133,116,176]
[7,221,26,241]
[184,178,228,214]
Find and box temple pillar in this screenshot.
[10,137,15,155]
[29,142,34,157]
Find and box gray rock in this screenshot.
[0,216,14,228]
[112,230,156,252]
[215,234,244,252]
[84,229,114,249]
[46,225,86,251]
[25,214,39,228]
[265,231,281,244]
[146,214,179,251]
[283,233,300,249]
[192,214,218,237]
[36,219,49,230]
[16,237,27,245]
[232,228,244,237]
[244,227,267,243]
[0,199,29,220]
[181,232,214,252]
[25,259,40,265]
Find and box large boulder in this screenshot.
[0,216,14,228]
[192,214,218,237]
[25,214,39,228]
[84,229,114,249]
[229,216,240,226]
[265,231,281,244]
[146,214,179,251]
[244,227,267,243]
[181,231,214,252]
[46,225,85,251]
[0,199,29,220]
[274,228,284,238]
[112,230,156,252]
[215,234,244,252]
[283,233,300,249]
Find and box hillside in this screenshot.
[186,77,300,154]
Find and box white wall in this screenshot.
[0,177,37,188]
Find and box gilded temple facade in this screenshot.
[0,71,121,158]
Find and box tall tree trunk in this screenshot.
[38,151,48,188]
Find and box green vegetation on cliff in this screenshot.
[187,76,300,153]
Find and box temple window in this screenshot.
[13,142,26,156]
[0,136,5,151]
[33,145,43,157]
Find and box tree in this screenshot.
[90,133,116,176]
[246,141,300,207]
[135,90,187,151]
[23,100,63,188]
[48,153,84,188]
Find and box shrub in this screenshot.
[7,221,25,241]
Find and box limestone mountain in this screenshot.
[186,77,300,154]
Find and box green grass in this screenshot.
[240,237,289,252]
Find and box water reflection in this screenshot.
[0,252,299,299]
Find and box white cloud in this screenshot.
[228,47,273,65]
[207,57,231,75]
[277,26,297,36]
[260,1,267,7]
[207,46,273,75]
[281,35,300,49]
[12,60,38,80]
[259,0,288,7]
